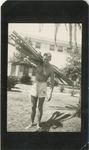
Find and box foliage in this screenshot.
[9,52,26,64]
[64,48,81,87]
[39,23,82,53]
[20,75,32,85]
[54,23,82,49]
[9,36,32,64]
[7,76,18,90]
[70,89,77,96]
[54,78,59,86]
[60,85,65,92]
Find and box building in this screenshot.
[23,34,81,53]
[8,33,81,78]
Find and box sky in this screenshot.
[8,23,82,68]
[8,23,82,45]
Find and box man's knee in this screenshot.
[31,96,37,111]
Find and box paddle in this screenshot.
[9,31,73,86]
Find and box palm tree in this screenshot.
[54,23,82,50]
[39,23,82,50]
[69,24,73,49]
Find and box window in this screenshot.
[67,47,71,53]
[50,44,54,51]
[35,42,41,49]
[58,46,63,52]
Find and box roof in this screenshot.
[12,60,36,67]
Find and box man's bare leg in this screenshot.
[25,95,37,129]
[37,97,45,129]
[31,95,38,125]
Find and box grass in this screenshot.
[7,84,81,132]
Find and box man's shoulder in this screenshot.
[48,64,54,71]
[37,62,43,67]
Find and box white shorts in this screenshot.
[31,81,47,98]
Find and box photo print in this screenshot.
[7,23,82,132]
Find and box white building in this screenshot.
[8,34,81,78]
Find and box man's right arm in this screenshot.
[47,66,54,101]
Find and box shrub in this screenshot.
[60,85,65,92]
[54,78,59,86]
[7,76,17,90]
[20,75,32,84]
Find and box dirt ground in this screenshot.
[7,84,81,132]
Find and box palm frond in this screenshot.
[54,24,60,46]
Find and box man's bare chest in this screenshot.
[37,66,50,76]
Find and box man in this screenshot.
[26,52,54,130]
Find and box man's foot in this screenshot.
[25,123,34,130]
[36,124,42,131]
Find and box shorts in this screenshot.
[30,81,47,98]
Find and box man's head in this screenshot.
[43,53,52,65]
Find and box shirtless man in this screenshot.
[26,52,54,130]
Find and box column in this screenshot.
[15,65,19,76]
[8,63,12,76]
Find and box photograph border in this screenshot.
[1,1,88,150]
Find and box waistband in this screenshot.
[35,80,47,83]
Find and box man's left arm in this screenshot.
[50,67,54,91]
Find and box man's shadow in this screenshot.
[40,111,71,132]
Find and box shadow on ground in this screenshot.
[40,111,71,132]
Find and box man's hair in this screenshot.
[43,52,52,61]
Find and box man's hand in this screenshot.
[47,91,52,101]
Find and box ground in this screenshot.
[7,84,81,132]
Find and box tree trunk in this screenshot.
[54,24,59,46]
[74,24,78,49]
[69,24,72,49]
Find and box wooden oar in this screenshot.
[11,32,40,62]
[15,44,38,66]
[13,31,43,61]
[53,65,73,86]
[10,31,73,86]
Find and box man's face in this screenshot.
[43,55,49,65]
